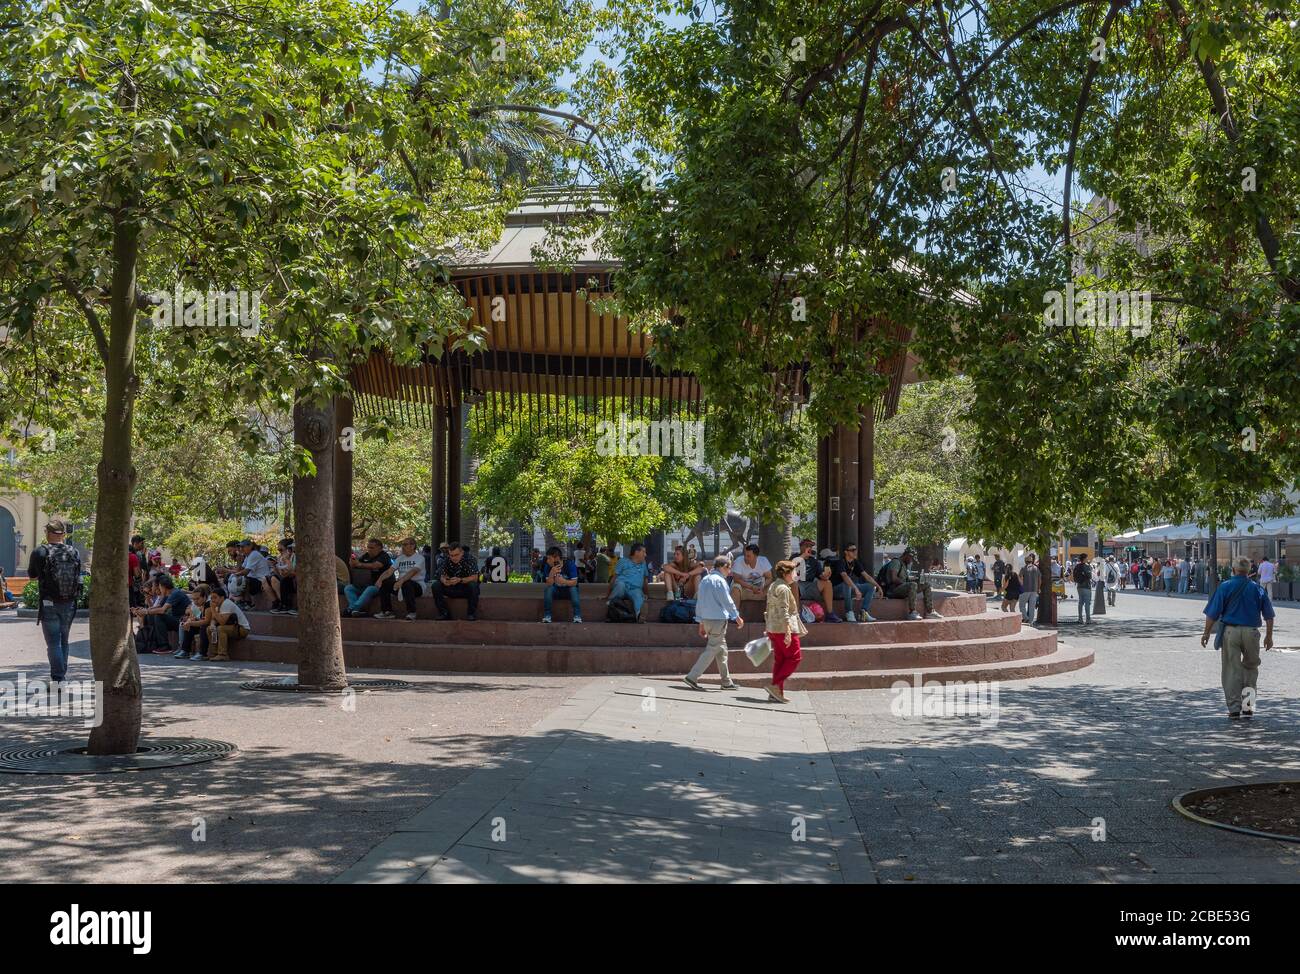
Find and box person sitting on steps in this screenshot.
[541,545,582,623]
[661,545,705,601]
[880,547,942,620]
[792,539,840,622]
[607,543,650,621]
[430,542,480,621]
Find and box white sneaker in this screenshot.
[405,612,418,621]
[541,614,552,624]
[374,611,395,619]
[926,610,943,619]
[906,611,922,620]
[573,616,582,624]
[844,612,857,623]
[863,613,878,622]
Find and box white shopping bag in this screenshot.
[744,635,772,667]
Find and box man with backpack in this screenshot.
[27,518,82,682]
[880,547,941,620]
[1104,555,1121,606]
[683,555,744,691]
[1072,555,1094,624]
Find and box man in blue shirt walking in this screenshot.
[684,555,744,690]
[1201,556,1275,719]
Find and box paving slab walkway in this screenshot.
[333,679,875,883]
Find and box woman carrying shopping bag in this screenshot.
[764,560,808,703]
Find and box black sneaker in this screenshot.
[1242,710,1254,720]
[466,613,477,621]
[1228,711,1241,720]
[437,612,451,621]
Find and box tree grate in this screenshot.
[0,738,237,775]
[239,677,410,694]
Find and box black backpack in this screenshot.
[606,596,638,623]
[658,598,696,624]
[40,543,81,603]
[1073,561,1093,586]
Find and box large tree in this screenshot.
[0,0,592,748]
[574,0,1299,622]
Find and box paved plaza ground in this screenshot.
[2,589,1299,883]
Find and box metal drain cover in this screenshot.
[0,738,237,775]
[239,677,410,693]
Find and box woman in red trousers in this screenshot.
[764,560,807,703]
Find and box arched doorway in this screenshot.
[0,505,16,575]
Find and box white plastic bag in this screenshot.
[744,635,772,666]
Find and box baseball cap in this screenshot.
[44,518,67,534]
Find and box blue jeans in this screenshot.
[344,583,378,612]
[1077,584,1092,622]
[40,600,77,681]
[543,584,581,618]
[834,579,875,617]
[345,580,392,614]
[608,580,644,617]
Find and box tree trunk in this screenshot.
[293,397,348,690]
[758,520,784,564]
[87,208,143,755]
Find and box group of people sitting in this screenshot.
[654,539,943,623]
[117,531,949,640]
[128,535,291,661]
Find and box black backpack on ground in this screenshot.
[658,598,696,624]
[39,542,82,603]
[606,596,638,623]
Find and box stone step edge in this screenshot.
[727,644,1094,689]
[243,628,1054,655]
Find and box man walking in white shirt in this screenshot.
[684,556,744,691]
[1258,556,1276,599]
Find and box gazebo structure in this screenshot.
[237,189,1091,689]
[336,189,924,561]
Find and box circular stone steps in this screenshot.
[233,597,1091,688]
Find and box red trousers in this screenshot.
[768,631,802,691]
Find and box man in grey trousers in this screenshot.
[684,555,745,690]
[1200,557,1275,719]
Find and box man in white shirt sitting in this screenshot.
[383,537,428,621]
[225,539,273,610]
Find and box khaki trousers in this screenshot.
[209,623,249,661]
[1220,625,1261,713]
[687,618,732,684]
